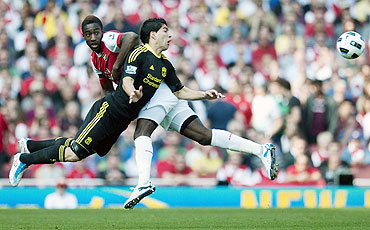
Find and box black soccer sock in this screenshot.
[27,137,73,152]
[20,145,67,166]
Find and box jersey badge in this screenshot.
[150,65,155,71]
[125,65,137,74]
[102,52,107,61]
[85,137,92,145]
[162,67,167,77]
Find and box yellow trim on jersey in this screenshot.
[172,86,185,94]
[128,46,148,63]
[128,46,144,63]
[144,43,161,59]
[59,145,66,162]
[161,54,168,60]
[123,76,135,81]
[76,101,109,145]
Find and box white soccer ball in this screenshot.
[336,31,365,59]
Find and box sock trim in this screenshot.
[65,138,73,147]
[59,145,66,162]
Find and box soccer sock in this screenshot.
[134,136,153,186]
[211,129,263,156]
[20,145,67,166]
[27,137,73,152]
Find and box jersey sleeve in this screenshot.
[164,60,184,93]
[122,48,142,80]
[102,31,123,53]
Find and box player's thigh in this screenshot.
[138,105,167,129]
[73,98,124,157]
[164,100,197,133]
[94,131,123,157]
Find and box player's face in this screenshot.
[83,23,103,52]
[155,24,172,51]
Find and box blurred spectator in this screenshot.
[158,150,196,186]
[0,109,9,177]
[216,150,259,187]
[33,163,64,182]
[98,154,126,185]
[319,142,351,185]
[251,25,277,78]
[67,160,95,179]
[187,144,222,178]
[341,130,369,167]
[44,179,78,209]
[310,131,333,167]
[336,100,360,146]
[251,79,283,140]
[280,135,308,170]
[207,99,236,130]
[285,154,325,186]
[34,0,71,40]
[301,80,338,144]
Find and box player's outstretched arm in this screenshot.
[174,86,224,101]
[112,32,139,82]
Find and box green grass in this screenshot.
[0,208,369,229]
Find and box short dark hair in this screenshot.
[81,15,103,33]
[139,18,167,44]
[275,78,291,91]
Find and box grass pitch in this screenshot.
[0,208,369,229]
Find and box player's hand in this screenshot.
[204,89,225,100]
[129,85,143,104]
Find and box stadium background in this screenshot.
[1,0,370,209]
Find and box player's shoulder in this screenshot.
[102,31,121,42]
[127,45,149,63]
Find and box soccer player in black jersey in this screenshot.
[9,18,223,190]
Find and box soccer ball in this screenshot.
[336,31,365,59]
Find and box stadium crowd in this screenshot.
[1,0,370,187]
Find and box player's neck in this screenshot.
[145,43,162,58]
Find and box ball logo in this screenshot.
[125,65,137,74]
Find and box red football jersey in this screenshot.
[91,31,123,84]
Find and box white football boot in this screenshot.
[123,181,156,209]
[261,143,278,180]
[9,153,28,187]
[18,138,31,153]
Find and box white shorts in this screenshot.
[138,83,197,132]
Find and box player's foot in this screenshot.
[9,153,28,187]
[18,138,31,153]
[123,181,156,209]
[261,143,278,180]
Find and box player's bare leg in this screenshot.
[181,118,278,180]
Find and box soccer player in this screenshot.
[17,17,278,209]
[9,17,223,191]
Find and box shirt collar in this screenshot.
[144,43,161,59]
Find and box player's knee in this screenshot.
[68,141,88,161]
[134,119,158,139]
[64,147,80,162]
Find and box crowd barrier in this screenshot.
[1,185,369,209]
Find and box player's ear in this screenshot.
[150,31,156,41]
